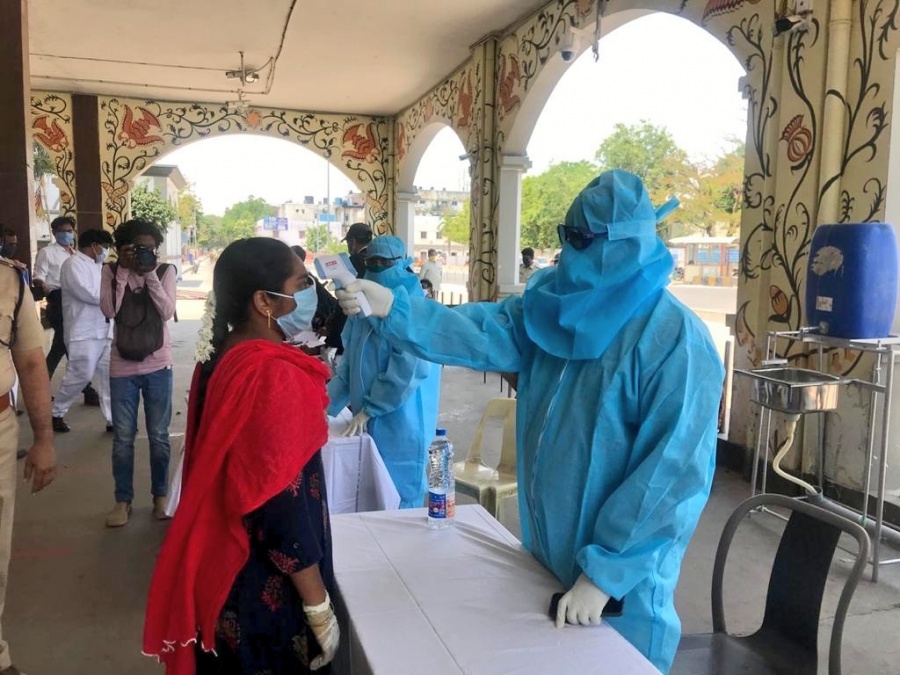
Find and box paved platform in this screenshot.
[5,306,900,674]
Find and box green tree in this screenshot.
[439,201,471,247]
[520,160,598,248]
[671,142,745,238]
[177,186,203,246]
[196,214,223,249]
[305,224,332,253]
[594,121,691,210]
[33,142,54,180]
[130,184,178,230]
[221,195,276,243]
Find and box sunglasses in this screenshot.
[365,256,400,269]
[557,224,602,251]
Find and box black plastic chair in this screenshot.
[671,494,870,675]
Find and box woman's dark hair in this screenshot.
[193,238,296,428]
[290,245,307,262]
[114,218,164,248]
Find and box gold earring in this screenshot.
[267,311,272,329]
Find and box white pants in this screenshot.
[52,338,111,423]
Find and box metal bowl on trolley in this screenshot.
[736,367,843,414]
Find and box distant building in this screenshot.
[254,191,368,248]
[414,188,468,216]
[133,164,186,275]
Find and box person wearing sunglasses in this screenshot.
[326,236,441,509]
[334,170,724,673]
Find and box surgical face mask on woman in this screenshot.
[55,231,75,247]
[267,282,318,338]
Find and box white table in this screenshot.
[331,505,660,674]
[324,409,400,514]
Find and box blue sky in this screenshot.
[165,13,748,215]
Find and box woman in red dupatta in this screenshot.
[144,238,339,675]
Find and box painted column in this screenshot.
[497,155,531,296]
[395,191,417,256]
[469,37,500,302]
[0,0,34,266]
[72,95,104,231]
[817,0,853,225]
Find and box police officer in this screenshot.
[0,258,57,675]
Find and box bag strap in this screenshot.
[109,262,119,315]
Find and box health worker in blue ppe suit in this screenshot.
[326,236,442,509]
[335,171,724,673]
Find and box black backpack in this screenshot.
[109,263,175,361]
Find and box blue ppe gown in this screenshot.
[366,172,724,672]
[327,237,441,509]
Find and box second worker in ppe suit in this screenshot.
[327,236,441,509]
[335,171,724,673]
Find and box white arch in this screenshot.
[398,120,466,192]
[395,121,469,257]
[504,9,653,155]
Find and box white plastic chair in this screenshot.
[452,397,517,520]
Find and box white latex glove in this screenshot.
[337,279,394,317]
[342,410,371,437]
[304,591,341,670]
[555,574,611,628]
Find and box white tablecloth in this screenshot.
[324,409,400,514]
[331,505,660,675]
[166,411,400,518]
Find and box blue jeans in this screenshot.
[110,367,173,503]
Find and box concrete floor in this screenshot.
[6,308,900,674]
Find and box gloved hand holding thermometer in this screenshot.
[336,279,394,318]
[314,254,373,316]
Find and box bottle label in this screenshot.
[428,491,447,519]
[446,491,456,519]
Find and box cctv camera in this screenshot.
[774,14,808,36]
[559,31,578,62]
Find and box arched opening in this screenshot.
[502,11,748,357]
[397,124,470,303]
[131,134,360,300]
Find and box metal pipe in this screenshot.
[807,492,900,549]
[862,360,880,534]
[818,0,854,223]
[873,350,896,581]
[720,339,734,439]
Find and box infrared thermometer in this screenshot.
[314,253,372,317]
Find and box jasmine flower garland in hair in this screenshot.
[195,290,217,363]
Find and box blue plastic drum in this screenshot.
[805,223,898,339]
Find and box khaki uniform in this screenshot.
[0,261,44,670]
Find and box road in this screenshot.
[668,284,737,315]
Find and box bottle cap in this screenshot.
[436,429,447,436]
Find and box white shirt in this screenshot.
[34,241,75,291]
[419,259,442,290]
[60,251,112,342]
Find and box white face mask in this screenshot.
[95,246,109,264]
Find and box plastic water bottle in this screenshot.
[427,429,455,529]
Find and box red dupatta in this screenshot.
[143,340,331,675]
